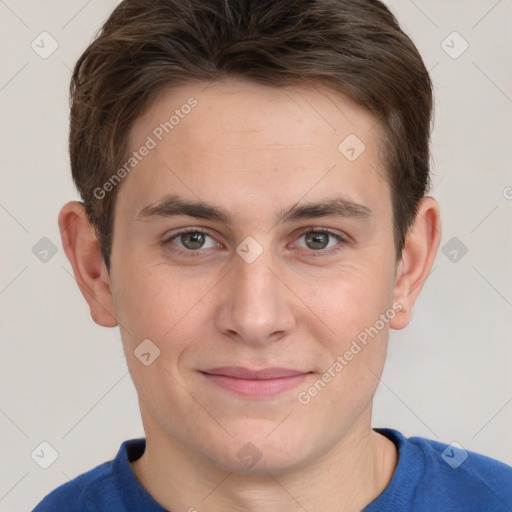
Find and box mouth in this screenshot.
[199,367,313,398]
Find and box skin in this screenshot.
[59,78,441,512]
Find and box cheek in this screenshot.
[294,260,394,407]
[112,265,208,404]
[112,263,195,343]
[295,273,391,421]
[301,261,395,344]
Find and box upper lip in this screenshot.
[201,367,310,380]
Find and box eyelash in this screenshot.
[162,227,348,258]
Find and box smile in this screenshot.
[200,367,312,398]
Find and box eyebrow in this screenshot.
[134,194,373,225]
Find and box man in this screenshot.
[33,0,512,510]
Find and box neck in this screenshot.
[131,407,397,512]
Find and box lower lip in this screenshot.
[201,372,311,398]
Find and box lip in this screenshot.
[200,366,312,398]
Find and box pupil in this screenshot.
[307,232,328,250]
[183,232,205,249]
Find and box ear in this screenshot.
[58,201,118,327]
[390,196,441,330]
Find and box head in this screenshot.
[60,0,440,473]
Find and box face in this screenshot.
[108,78,400,473]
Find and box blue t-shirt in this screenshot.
[33,428,512,511]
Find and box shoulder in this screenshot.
[32,439,145,512]
[411,434,512,485]
[382,428,512,511]
[32,460,113,512]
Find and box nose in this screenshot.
[213,243,297,346]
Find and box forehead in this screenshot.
[119,78,389,224]
[134,78,381,155]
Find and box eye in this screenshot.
[292,228,346,254]
[165,230,218,252]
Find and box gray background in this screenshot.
[1,0,511,510]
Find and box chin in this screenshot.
[201,427,316,475]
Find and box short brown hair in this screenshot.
[70,0,433,270]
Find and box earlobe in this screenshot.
[58,201,118,328]
[390,197,441,330]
